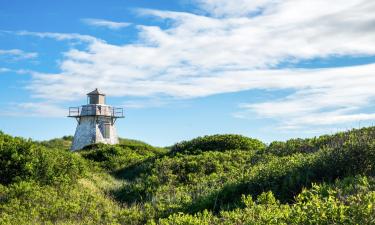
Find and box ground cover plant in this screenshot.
[0,128,375,224]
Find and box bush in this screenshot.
[157,176,375,225]
[2,126,375,224]
[266,127,375,156]
[38,136,73,150]
[0,132,87,185]
[79,142,166,172]
[0,181,122,224]
[121,127,375,218]
[170,134,265,155]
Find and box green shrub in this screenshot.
[114,149,263,217]
[157,176,375,225]
[38,135,73,150]
[2,126,375,224]
[121,127,375,218]
[0,181,120,224]
[79,142,166,172]
[0,132,86,185]
[119,138,157,149]
[170,134,265,155]
[266,127,375,156]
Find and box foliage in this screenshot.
[38,135,73,150]
[170,134,266,155]
[114,149,262,216]
[114,127,375,220]
[158,176,375,225]
[0,181,116,224]
[78,142,167,172]
[119,138,156,148]
[0,132,86,185]
[266,127,375,156]
[1,127,375,224]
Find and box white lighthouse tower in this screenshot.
[68,89,124,151]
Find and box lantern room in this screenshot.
[87,88,106,105]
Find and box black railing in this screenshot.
[113,107,124,118]
[69,107,80,117]
[68,106,124,118]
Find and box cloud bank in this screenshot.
[19,0,375,128]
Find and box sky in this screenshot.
[1,0,375,146]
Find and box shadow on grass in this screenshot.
[184,144,375,215]
[109,153,169,205]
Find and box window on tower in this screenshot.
[104,124,111,139]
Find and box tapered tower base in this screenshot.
[71,116,119,151]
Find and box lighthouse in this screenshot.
[68,89,124,151]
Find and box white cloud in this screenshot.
[82,18,131,30]
[0,68,10,73]
[237,64,375,128]
[193,0,280,17]
[15,30,99,43]
[0,102,66,117]
[0,49,38,60]
[15,0,375,127]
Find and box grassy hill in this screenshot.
[1,128,375,224]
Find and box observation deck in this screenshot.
[68,105,124,118]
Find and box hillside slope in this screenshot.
[1,129,375,224]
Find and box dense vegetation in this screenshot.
[1,128,375,224]
[170,134,266,155]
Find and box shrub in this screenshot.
[2,126,375,224]
[0,132,87,185]
[0,181,121,224]
[170,134,265,155]
[157,176,375,225]
[38,136,73,150]
[79,142,166,172]
[266,127,375,156]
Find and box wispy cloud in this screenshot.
[0,49,38,60]
[0,102,66,117]
[193,0,280,17]
[236,64,375,128]
[82,18,131,30]
[0,67,10,73]
[15,30,100,43]
[12,0,375,128]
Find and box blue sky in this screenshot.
[1,0,375,146]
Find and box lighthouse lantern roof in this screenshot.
[87,88,105,96]
[87,88,106,104]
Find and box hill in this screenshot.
[1,129,375,224]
